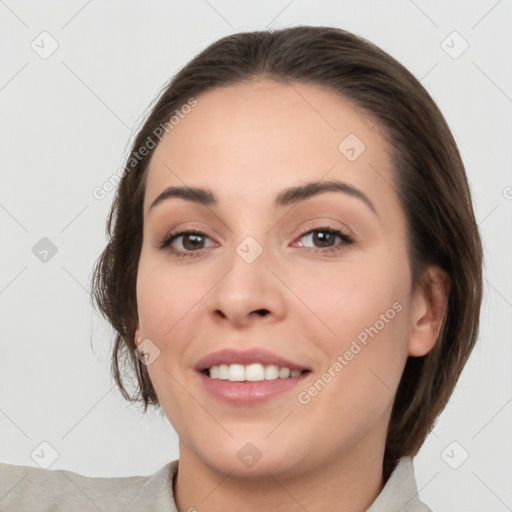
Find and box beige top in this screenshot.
[0,456,433,511]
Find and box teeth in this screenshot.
[264,364,279,380]
[228,364,245,381]
[207,363,304,381]
[246,363,264,381]
[218,364,229,380]
[278,367,290,378]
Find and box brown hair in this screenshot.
[90,25,483,481]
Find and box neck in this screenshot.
[173,438,385,512]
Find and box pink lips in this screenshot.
[197,372,309,405]
[194,348,311,406]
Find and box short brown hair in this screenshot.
[90,25,483,481]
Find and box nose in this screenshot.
[206,241,287,328]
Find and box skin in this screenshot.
[134,79,450,512]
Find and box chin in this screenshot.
[191,437,305,479]
[207,453,297,480]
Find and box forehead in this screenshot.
[144,79,397,217]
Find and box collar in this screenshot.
[126,456,432,512]
[366,456,433,511]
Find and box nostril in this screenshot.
[214,309,269,319]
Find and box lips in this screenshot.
[194,347,312,405]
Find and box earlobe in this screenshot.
[134,322,142,347]
[407,267,451,357]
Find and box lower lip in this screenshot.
[197,371,310,405]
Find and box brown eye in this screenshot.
[180,233,206,250]
[297,227,353,252]
[310,230,337,247]
[158,231,215,256]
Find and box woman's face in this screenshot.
[136,79,430,477]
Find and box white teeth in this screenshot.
[228,364,245,382]
[278,367,291,378]
[246,363,265,381]
[218,364,229,380]
[207,363,304,381]
[264,364,279,380]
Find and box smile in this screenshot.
[206,363,305,381]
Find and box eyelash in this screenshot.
[157,226,354,258]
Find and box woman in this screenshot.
[0,25,482,512]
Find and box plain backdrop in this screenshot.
[1,1,511,510]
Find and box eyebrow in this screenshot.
[148,179,378,216]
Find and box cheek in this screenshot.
[136,254,209,339]
[136,257,207,432]
[294,269,409,444]
[291,252,410,389]
[135,255,216,407]
[291,256,406,344]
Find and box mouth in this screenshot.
[194,348,311,405]
[201,363,308,381]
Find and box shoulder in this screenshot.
[0,460,173,512]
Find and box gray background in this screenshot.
[1,1,511,510]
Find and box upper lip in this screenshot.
[194,348,310,372]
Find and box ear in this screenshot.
[134,321,142,348]
[407,266,451,357]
